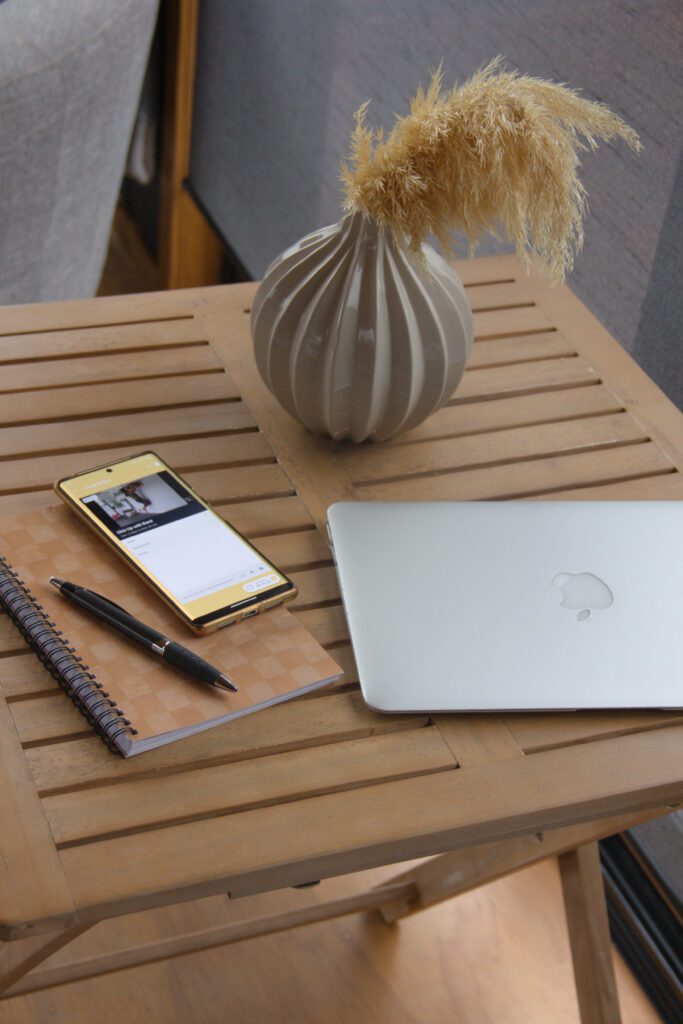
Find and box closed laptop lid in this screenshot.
[327,501,683,712]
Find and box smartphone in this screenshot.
[55,451,298,632]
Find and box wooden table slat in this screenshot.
[467,331,576,368]
[386,384,624,446]
[455,358,598,402]
[0,433,274,495]
[0,402,256,460]
[473,305,553,340]
[257,529,331,572]
[319,643,358,682]
[293,605,350,648]
[0,318,206,363]
[44,727,455,847]
[11,694,90,744]
[531,472,683,501]
[463,281,534,312]
[180,463,295,505]
[216,495,315,538]
[435,716,524,767]
[344,412,647,484]
[0,344,223,394]
[457,263,517,287]
[0,283,252,335]
[504,710,683,753]
[0,653,63,700]
[25,690,428,794]
[289,566,339,608]
[0,373,240,427]
[354,442,674,502]
[0,490,83,517]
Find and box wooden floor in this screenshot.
[0,214,658,1024]
[0,858,657,1023]
[97,205,161,297]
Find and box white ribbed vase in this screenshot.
[251,211,474,442]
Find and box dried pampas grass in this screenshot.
[341,58,640,281]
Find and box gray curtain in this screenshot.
[0,0,159,304]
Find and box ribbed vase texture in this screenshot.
[251,212,474,442]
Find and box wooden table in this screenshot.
[1,255,682,1021]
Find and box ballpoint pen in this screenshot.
[49,578,238,692]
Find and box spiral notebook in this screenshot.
[0,505,342,756]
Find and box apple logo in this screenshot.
[551,572,614,621]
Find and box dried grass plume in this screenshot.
[342,58,640,281]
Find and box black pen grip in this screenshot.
[163,642,219,685]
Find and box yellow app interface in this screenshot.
[62,453,285,619]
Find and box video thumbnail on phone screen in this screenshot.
[82,471,199,538]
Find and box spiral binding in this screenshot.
[0,556,137,754]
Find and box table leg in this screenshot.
[0,924,93,998]
[0,885,415,998]
[374,806,665,923]
[558,842,621,1024]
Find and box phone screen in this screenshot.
[57,452,294,626]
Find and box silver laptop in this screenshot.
[327,502,683,712]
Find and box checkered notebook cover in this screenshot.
[0,505,341,756]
